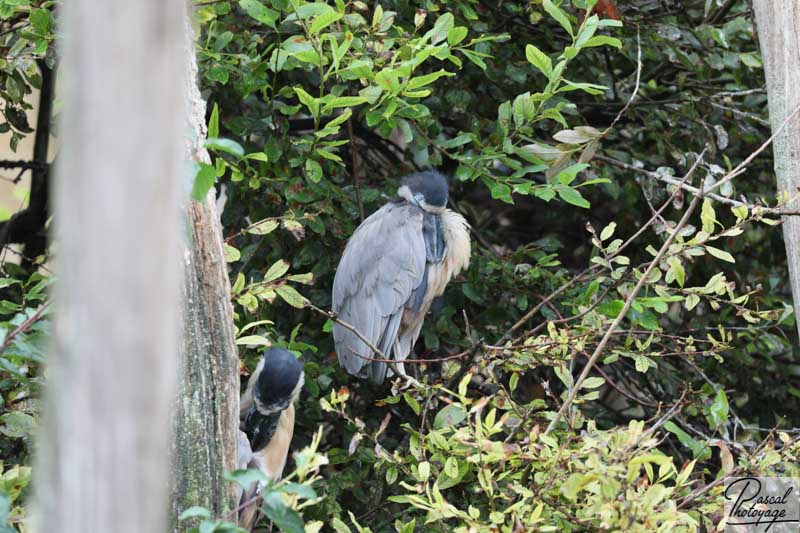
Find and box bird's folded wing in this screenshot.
[332,203,426,378]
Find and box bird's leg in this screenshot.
[394,361,423,388]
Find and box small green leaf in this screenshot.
[207,103,220,138]
[705,246,735,263]
[224,244,241,262]
[247,219,279,235]
[433,403,467,429]
[543,0,573,36]
[582,35,622,48]
[245,152,269,162]
[239,0,279,27]
[600,222,616,241]
[525,44,552,77]
[426,12,454,44]
[305,159,323,183]
[0,411,35,438]
[701,199,716,233]
[276,285,308,308]
[447,26,468,46]
[557,186,590,208]
[264,259,290,283]
[262,492,305,533]
[29,8,52,34]
[310,10,342,33]
[205,137,244,158]
[707,389,729,428]
[403,393,421,415]
[192,163,216,201]
[179,506,212,521]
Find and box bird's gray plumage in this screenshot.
[332,171,471,384]
[332,202,427,382]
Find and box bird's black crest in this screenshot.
[402,171,449,207]
[254,347,303,411]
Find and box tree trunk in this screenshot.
[753,1,800,340]
[36,0,184,531]
[169,15,241,528]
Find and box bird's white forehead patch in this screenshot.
[397,184,414,203]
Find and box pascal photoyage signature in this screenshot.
[725,477,797,530]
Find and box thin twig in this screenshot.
[604,26,642,135]
[0,302,50,356]
[347,117,365,222]
[545,152,707,435]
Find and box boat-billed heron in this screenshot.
[238,347,304,530]
[332,171,471,383]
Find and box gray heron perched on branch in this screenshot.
[237,347,304,530]
[332,171,471,383]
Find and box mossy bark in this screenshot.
[169,14,240,530]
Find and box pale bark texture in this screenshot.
[169,18,241,528]
[36,1,184,532]
[754,1,800,340]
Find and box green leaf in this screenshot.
[294,87,319,117]
[323,96,368,111]
[444,457,459,477]
[557,186,590,208]
[701,199,716,233]
[310,10,342,33]
[192,163,217,201]
[264,259,290,283]
[276,285,308,308]
[600,222,616,241]
[582,35,622,48]
[403,393,421,415]
[29,8,51,35]
[207,103,220,139]
[407,69,454,90]
[525,44,552,77]
[224,244,241,262]
[262,492,305,533]
[447,26,468,46]
[598,299,624,317]
[490,182,513,203]
[706,246,735,263]
[205,137,244,158]
[433,403,467,429]
[581,376,605,389]
[707,389,729,428]
[554,163,589,185]
[325,108,352,129]
[542,0,573,36]
[427,12,454,44]
[296,2,334,19]
[667,256,686,287]
[239,0,279,27]
[282,483,317,499]
[247,219,279,235]
[226,469,269,490]
[179,506,212,521]
[0,411,35,438]
[305,159,323,183]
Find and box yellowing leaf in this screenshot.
[705,246,735,263]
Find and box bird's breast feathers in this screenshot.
[427,209,471,298]
[253,403,295,481]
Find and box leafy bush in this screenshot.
[1,0,799,531]
[193,0,799,529]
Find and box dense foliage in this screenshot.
[1,0,799,531]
